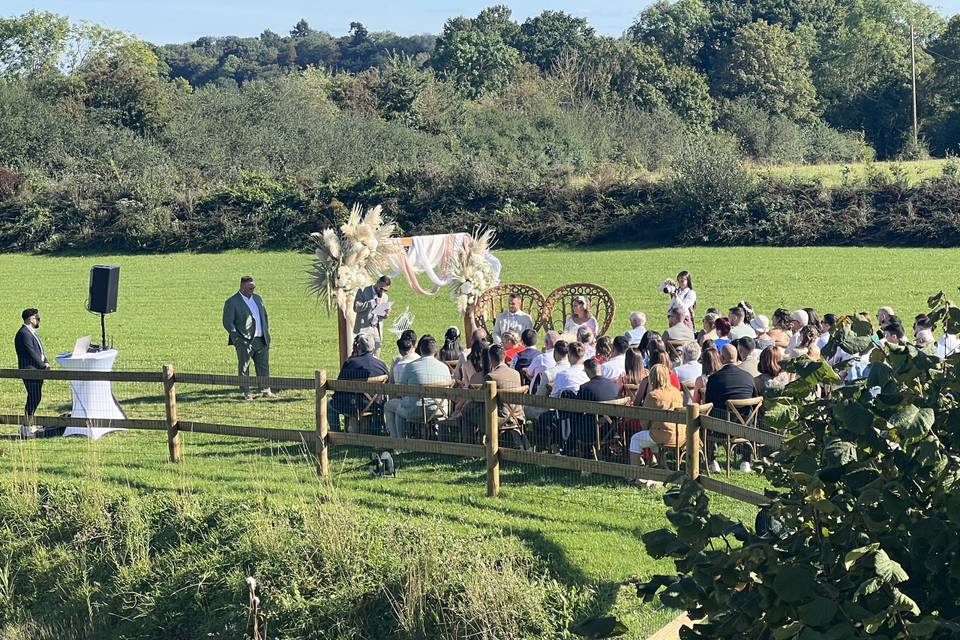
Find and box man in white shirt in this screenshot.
[222,275,273,400]
[551,343,589,397]
[625,312,647,346]
[493,293,533,342]
[728,306,757,340]
[937,331,960,358]
[527,330,559,383]
[675,341,703,383]
[600,336,629,380]
[527,340,570,420]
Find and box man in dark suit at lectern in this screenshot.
[15,308,50,438]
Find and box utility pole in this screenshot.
[911,22,919,147]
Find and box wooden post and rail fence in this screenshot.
[0,367,781,506]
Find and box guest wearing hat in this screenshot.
[751,315,775,350]
[329,333,389,432]
[785,309,809,357]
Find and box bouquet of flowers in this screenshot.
[308,204,401,316]
[447,227,499,314]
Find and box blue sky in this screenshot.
[5,0,960,42]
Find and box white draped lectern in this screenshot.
[54,349,126,439]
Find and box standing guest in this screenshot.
[384,335,419,438]
[751,315,775,350]
[511,328,541,383]
[222,275,274,400]
[600,336,629,381]
[439,326,463,362]
[493,293,533,342]
[625,312,647,346]
[527,330,559,383]
[564,296,598,336]
[713,318,733,350]
[15,308,50,438]
[594,336,613,364]
[353,275,392,356]
[670,271,697,328]
[628,364,684,467]
[728,305,756,340]
[674,341,703,384]
[697,312,719,344]
[769,308,793,348]
[883,322,905,346]
[328,334,389,432]
[577,327,597,359]
[550,342,589,397]
[692,341,723,405]
[397,335,453,426]
[736,336,760,377]
[663,307,695,345]
[818,314,837,350]
[755,346,791,395]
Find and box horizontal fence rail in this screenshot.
[0,366,772,507]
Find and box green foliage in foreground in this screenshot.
[639,293,960,638]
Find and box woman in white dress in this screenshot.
[564,295,598,336]
[669,271,697,330]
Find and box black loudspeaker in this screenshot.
[89,265,120,314]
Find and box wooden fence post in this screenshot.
[316,370,329,477]
[484,380,500,497]
[685,403,701,481]
[162,364,180,463]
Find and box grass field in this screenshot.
[2,246,960,638]
[757,158,952,186]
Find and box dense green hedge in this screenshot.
[1,163,959,253]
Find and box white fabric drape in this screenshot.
[388,233,502,295]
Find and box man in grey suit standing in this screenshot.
[353,275,391,356]
[223,275,274,400]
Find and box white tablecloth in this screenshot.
[54,349,126,439]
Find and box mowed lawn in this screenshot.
[1,246,959,637]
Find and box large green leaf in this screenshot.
[798,597,838,627]
[773,566,816,603]
[888,405,935,440]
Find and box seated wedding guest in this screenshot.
[484,344,527,442]
[493,293,533,342]
[618,346,648,393]
[645,335,681,389]
[600,336,629,381]
[663,306,695,344]
[693,341,722,405]
[628,364,684,467]
[527,330,560,383]
[465,341,490,386]
[625,312,647,346]
[697,312,719,344]
[396,335,453,426]
[937,321,960,358]
[391,329,418,370]
[728,305,756,340]
[804,308,820,330]
[755,345,791,395]
[577,358,620,402]
[818,313,836,350]
[736,336,760,377]
[787,324,821,359]
[385,335,420,437]
[502,331,523,364]
[530,340,570,399]
[329,334,389,432]
[439,326,464,362]
[785,309,809,355]
[565,295,599,336]
[912,315,936,350]
[674,341,702,383]
[713,318,733,349]
[577,326,597,359]
[594,336,613,364]
[510,328,541,383]
[883,322,905,346]
[876,306,896,332]
[751,315,775,350]
[453,329,489,387]
[769,308,793,348]
[550,342,589,397]
[705,345,758,436]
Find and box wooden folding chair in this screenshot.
[344,374,388,434]
[404,380,455,440]
[724,397,763,476]
[499,385,529,448]
[594,396,631,460]
[680,379,696,405]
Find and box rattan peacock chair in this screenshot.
[472,283,547,335]
[542,283,616,337]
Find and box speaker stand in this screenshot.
[100,313,107,349]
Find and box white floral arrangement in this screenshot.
[308,203,401,317]
[447,227,499,314]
